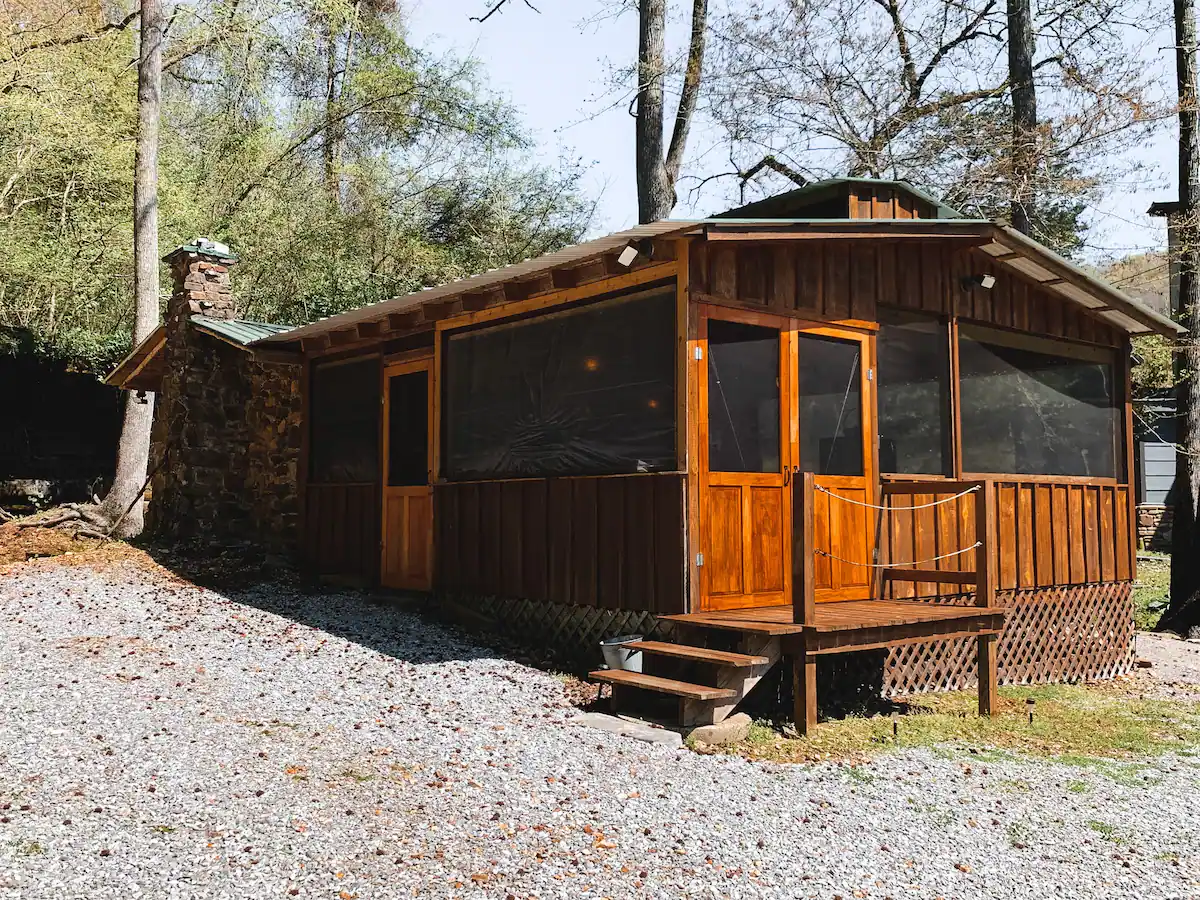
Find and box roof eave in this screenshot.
[989,224,1185,338]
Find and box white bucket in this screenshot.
[600,634,643,672]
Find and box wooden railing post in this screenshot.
[792,472,817,734]
[974,478,998,716]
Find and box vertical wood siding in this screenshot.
[688,240,1123,347]
[435,474,687,614]
[301,483,381,583]
[880,478,1133,597]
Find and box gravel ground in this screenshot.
[3,560,1200,899]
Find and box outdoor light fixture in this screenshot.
[136,390,149,404]
[1026,697,1036,724]
[961,273,997,291]
[616,238,655,268]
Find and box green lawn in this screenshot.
[723,683,1200,765]
[1135,556,1171,630]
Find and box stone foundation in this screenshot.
[1137,504,1172,552]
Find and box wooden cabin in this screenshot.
[111,179,1183,731]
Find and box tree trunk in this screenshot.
[1007,0,1037,235]
[636,0,673,224]
[97,0,162,538]
[1169,0,1200,628]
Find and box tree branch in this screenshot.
[471,0,539,23]
[7,10,140,59]
[664,0,708,184]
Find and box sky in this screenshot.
[406,0,1179,264]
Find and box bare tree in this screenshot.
[1167,0,1200,627]
[95,0,163,537]
[1007,0,1036,234]
[705,0,1158,246]
[636,0,707,223]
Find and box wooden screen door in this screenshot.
[380,358,434,591]
[794,325,876,602]
[697,306,793,611]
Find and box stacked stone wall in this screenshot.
[147,247,302,554]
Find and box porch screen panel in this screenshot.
[876,309,951,474]
[797,334,863,476]
[707,320,780,473]
[309,358,380,483]
[444,289,676,479]
[959,326,1117,477]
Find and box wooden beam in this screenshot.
[500,281,533,303]
[881,568,978,585]
[792,472,816,627]
[978,633,998,716]
[388,310,421,331]
[329,328,358,347]
[356,320,383,340]
[301,335,330,354]
[550,268,579,290]
[792,649,817,735]
[420,299,457,322]
[461,292,492,312]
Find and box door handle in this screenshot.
[783,469,791,486]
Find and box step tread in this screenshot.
[588,669,738,700]
[632,640,769,667]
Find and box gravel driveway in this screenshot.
[2,560,1200,899]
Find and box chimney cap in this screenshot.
[163,238,238,263]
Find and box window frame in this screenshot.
[436,283,680,482]
[306,354,383,487]
[872,307,1128,486]
[955,322,1124,483]
[874,307,955,478]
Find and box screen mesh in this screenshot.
[959,327,1117,477]
[309,358,380,484]
[443,290,676,479]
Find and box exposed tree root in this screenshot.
[15,502,123,541]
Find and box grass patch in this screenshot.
[1065,779,1091,794]
[1134,556,1171,630]
[729,684,1200,764]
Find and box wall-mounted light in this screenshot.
[961,273,996,291]
[616,238,656,269]
[135,390,150,404]
[616,243,640,268]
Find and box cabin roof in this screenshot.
[253,217,1182,345]
[104,316,291,389]
[716,177,964,220]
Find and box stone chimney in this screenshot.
[164,238,239,326]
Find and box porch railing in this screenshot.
[791,473,998,627]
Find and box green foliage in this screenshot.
[1,0,592,371]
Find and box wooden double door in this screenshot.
[698,305,876,611]
[380,358,434,591]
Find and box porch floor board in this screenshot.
[660,599,1007,635]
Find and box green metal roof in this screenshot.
[190,315,291,346]
[716,177,964,220]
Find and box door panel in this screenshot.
[795,329,875,602]
[381,360,434,591]
[699,309,792,611]
[705,485,744,597]
[748,486,786,593]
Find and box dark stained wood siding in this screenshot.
[689,240,1124,347]
[435,473,687,614]
[880,477,1133,597]
[301,483,381,583]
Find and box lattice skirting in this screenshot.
[884,582,1135,697]
[437,593,677,673]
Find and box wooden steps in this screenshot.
[588,668,738,700]
[632,640,769,667]
[589,633,782,726]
